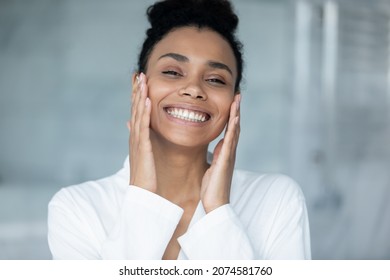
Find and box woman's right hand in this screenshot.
[128,73,157,193]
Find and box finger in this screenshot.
[131,73,140,104]
[234,94,241,140]
[224,97,240,145]
[210,103,237,168]
[233,116,240,146]
[130,73,147,148]
[139,97,152,151]
[224,94,240,133]
[131,73,141,111]
[219,97,241,161]
[131,74,142,127]
[132,73,146,130]
[135,73,147,132]
[236,94,241,119]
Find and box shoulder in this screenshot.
[231,170,311,259]
[231,169,305,208]
[232,169,303,195]
[49,170,127,214]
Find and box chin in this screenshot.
[150,127,222,150]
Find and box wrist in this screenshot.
[202,197,229,214]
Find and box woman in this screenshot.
[48,0,311,260]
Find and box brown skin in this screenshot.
[129,27,241,260]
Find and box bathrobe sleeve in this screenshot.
[178,204,255,259]
[177,177,311,260]
[48,185,183,259]
[100,186,184,259]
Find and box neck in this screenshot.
[150,132,209,206]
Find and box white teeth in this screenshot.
[166,108,208,123]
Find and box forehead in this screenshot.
[148,27,237,74]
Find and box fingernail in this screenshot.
[126,121,131,131]
[136,74,140,85]
[235,116,239,125]
[145,97,151,107]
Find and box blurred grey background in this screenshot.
[1,0,389,259]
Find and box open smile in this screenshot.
[164,106,211,123]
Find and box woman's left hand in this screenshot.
[200,94,241,213]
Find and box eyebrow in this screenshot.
[159,53,189,62]
[207,61,233,76]
[158,52,233,76]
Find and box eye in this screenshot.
[162,70,182,77]
[206,78,226,85]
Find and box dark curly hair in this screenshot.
[137,0,244,92]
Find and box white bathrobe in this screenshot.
[48,157,311,259]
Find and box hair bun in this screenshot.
[147,0,239,34]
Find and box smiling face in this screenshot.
[145,27,238,148]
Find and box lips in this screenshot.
[164,106,211,123]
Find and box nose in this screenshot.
[178,82,207,101]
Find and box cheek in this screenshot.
[216,95,234,119]
[146,81,164,111]
[146,80,171,127]
[208,97,233,139]
[146,80,160,100]
[146,79,174,103]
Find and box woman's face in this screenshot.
[145,27,238,148]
